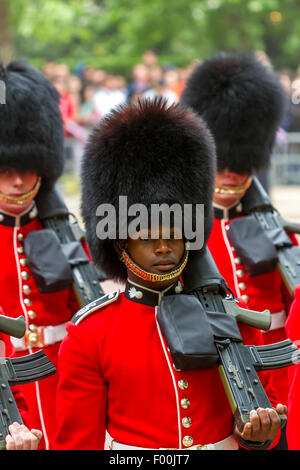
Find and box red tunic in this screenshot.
[285,285,300,450]
[0,205,80,449]
[207,206,297,405]
[53,282,279,450]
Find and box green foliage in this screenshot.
[7,0,300,74]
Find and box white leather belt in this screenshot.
[108,434,238,451]
[262,310,286,332]
[11,322,68,351]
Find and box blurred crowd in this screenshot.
[41,49,300,171]
[42,50,197,144]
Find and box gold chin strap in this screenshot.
[215,175,253,195]
[0,176,41,205]
[119,242,190,283]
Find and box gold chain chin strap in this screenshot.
[0,176,41,205]
[215,175,253,195]
[120,242,190,282]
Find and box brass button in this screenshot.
[20,258,27,267]
[182,417,192,428]
[182,436,193,447]
[21,271,30,281]
[27,332,39,346]
[29,324,38,332]
[17,247,24,254]
[178,379,188,390]
[24,298,32,307]
[225,224,230,231]
[236,269,244,278]
[234,257,241,264]
[181,398,190,409]
[241,294,249,303]
[17,233,24,242]
[238,282,246,291]
[28,310,37,320]
[23,285,31,295]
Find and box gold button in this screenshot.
[20,258,27,267]
[21,271,30,281]
[182,436,193,447]
[238,282,246,291]
[236,269,244,278]
[234,257,241,264]
[178,379,189,390]
[17,247,24,254]
[17,233,24,242]
[28,310,37,320]
[23,285,31,295]
[181,398,190,409]
[27,332,39,346]
[24,298,32,307]
[182,417,192,428]
[241,294,249,303]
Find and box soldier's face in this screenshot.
[0,168,39,214]
[213,170,251,207]
[126,226,185,290]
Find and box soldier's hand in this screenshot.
[235,404,287,443]
[5,422,42,450]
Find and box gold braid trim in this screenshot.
[120,243,189,282]
[0,176,41,205]
[215,175,253,195]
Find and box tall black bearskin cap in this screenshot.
[81,98,216,282]
[181,52,287,174]
[0,60,64,189]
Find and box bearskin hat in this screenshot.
[181,52,287,174]
[81,98,216,282]
[0,60,64,189]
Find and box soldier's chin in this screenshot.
[0,199,33,215]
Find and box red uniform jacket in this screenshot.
[53,280,279,450]
[207,205,297,404]
[0,205,80,449]
[285,285,300,450]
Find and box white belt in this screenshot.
[262,310,286,332]
[108,434,238,451]
[11,322,68,351]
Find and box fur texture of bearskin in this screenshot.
[181,52,287,174]
[81,98,216,281]
[0,60,64,189]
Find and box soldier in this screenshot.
[53,98,285,451]
[0,324,42,450]
[0,60,81,449]
[286,285,300,449]
[180,52,297,409]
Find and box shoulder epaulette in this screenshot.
[71,290,120,325]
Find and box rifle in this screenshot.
[0,315,56,449]
[157,247,300,433]
[227,176,300,296]
[35,187,105,308]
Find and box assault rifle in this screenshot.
[35,187,105,308]
[157,247,300,433]
[0,314,56,449]
[227,176,300,296]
